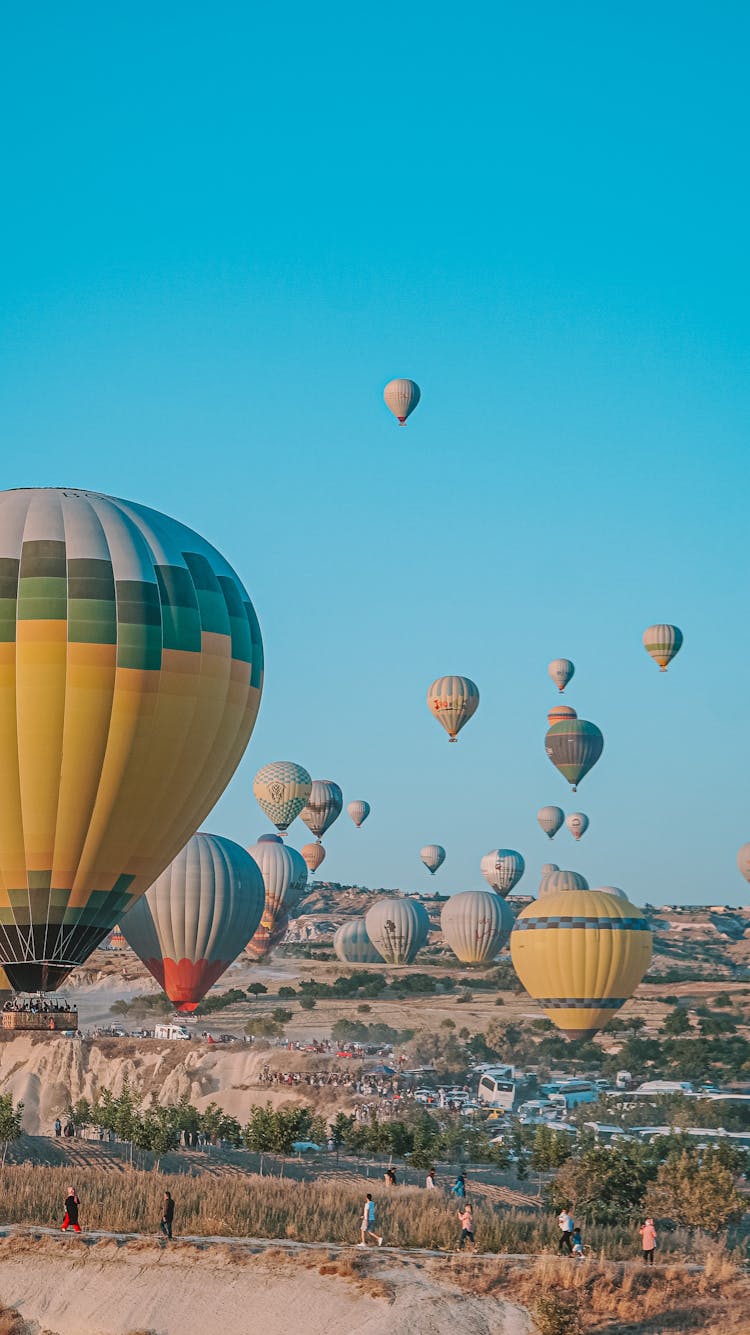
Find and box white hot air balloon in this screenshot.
[333,919,384,964]
[421,844,446,875]
[597,885,628,900]
[540,869,589,896]
[537,806,565,839]
[384,378,421,425]
[566,812,589,841]
[441,890,514,965]
[480,849,525,897]
[548,658,575,693]
[347,800,371,828]
[539,863,559,894]
[300,780,343,841]
[365,898,426,964]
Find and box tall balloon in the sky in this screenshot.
[0,487,263,992]
[333,918,384,965]
[441,890,514,965]
[253,762,312,833]
[737,843,750,884]
[548,658,575,693]
[421,844,446,875]
[427,676,479,742]
[566,813,589,841]
[643,624,683,672]
[300,780,343,841]
[547,704,577,727]
[384,378,421,425]
[537,806,565,839]
[120,834,264,1012]
[301,842,326,875]
[245,841,308,961]
[347,800,371,829]
[365,898,425,964]
[480,849,525,897]
[511,888,653,1039]
[545,719,604,791]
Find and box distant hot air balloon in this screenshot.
[548,658,575,693]
[511,888,653,1039]
[384,378,421,425]
[0,487,263,992]
[365,898,426,964]
[300,780,343,841]
[737,844,750,884]
[537,806,565,839]
[539,863,559,894]
[441,890,514,965]
[301,842,326,875]
[427,676,479,742]
[566,813,589,841]
[598,885,628,900]
[245,841,308,961]
[541,869,589,896]
[547,704,578,727]
[347,800,371,828]
[120,834,265,1012]
[257,833,283,844]
[421,844,446,875]
[253,762,312,833]
[333,918,384,964]
[643,624,683,672]
[480,850,525,897]
[545,719,603,791]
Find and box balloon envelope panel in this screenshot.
[441,890,513,964]
[0,487,263,991]
[120,833,265,1011]
[510,889,653,1038]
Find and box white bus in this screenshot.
[477,1066,527,1111]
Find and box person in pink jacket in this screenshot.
[639,1217,656,1264]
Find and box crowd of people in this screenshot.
[3,997,76,1013]
[558,1206,657,1264]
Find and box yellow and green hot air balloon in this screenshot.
[0,487,263,992]
[426,676,479,742]
[510,888,652,1039]
[642,624,683,672]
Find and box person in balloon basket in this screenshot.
[61,1186,81,1233]
[358,1193,383,1247]
[160,1191,175,1240]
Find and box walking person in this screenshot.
[451,1173,466,1199]
[358,1193,383,1248]
[425,1167,437,1190]
[61,1186,81,1233]
[639,1217,657,1265]
[557,1206,574,1254]
[572,1225,584,1260]
[160,1191,174,1240]
[457,1202,476,1252]
[54,1118,62,1138]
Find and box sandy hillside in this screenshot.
[0,1236,534,1335]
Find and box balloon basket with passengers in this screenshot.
[1,997,78,1033]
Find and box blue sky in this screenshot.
[2,5,749,905]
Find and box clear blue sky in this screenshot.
[2,4,749,905]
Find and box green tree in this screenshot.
[645,1148,745,1233]
[549,1143,654,1225]
[242,1103,277,1173]
[247,982,268,1001]
[530,1125,572,1174]
[299,995,316,1011]
[0,1094,23,1167]
[662,1007,691,1037]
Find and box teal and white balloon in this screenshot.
[548,658,575,693]
[253,761,312,833]
[421,844,446,875]
[384,378,421,425]
[537,806,564,839]
[480,849,525,897]
[300,779,343,840]
[347,800,371,829]
[333,918,384,964]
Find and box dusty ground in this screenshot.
[0,1234,534,1335]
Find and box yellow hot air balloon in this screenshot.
[426,676,479,742]
[510,889,652,1039]
[0,488,263,992]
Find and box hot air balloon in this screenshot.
[441,890,514,965]
[246,910,289,961]
[566,813,589,841]
[245,841,308,962]
[547,704,577,727]
[541,869,589,896]
[421,844,446,874]
[301,842,326,875]
[643,624,683,672]
[510,888,653,1039]
[120,834,265,1012]
[384,378,421,425]
[347,800,371,828]
[598,885,628,900]
[0,487,263,993]
[427,676,479,742]
[480,850,525,897]
[300,780,343,841]
[333,918,384,965]
[537,806,565,839]
[253,762,312,834]
[548,658,575,693]
[737,844,750,884]
[545,719,603,791]
[365,898,426,964]
[257,833,283,844]
[539,863,559,894]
